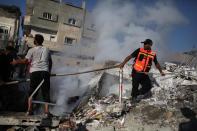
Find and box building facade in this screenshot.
[24,0,96,51]
[23,0,97,67]
[0,5,21,49]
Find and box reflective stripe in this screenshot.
[135,64,143,67]
[139,52,155,57]
[138,52,154,58]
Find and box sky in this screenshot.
[0,0,196,53]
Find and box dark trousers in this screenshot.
[131,70,152,98]
[30,71,50,102]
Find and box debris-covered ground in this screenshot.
[58,63,197,131]
[1,62,197,131]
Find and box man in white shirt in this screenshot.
[12,34,52,116]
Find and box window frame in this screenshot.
[64,37,76,45]
[68,18,76,25]
[43,12,52,20]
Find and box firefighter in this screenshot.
[119,39,165,103]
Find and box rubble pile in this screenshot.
[123,64,197,130]
[74,94,128,129]
[2,63,196,130]
[66,63,197,130]
[149,65,197,109]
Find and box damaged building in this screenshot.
[0,5,21,49]
[1,0,197,131]
[23,0,97,67]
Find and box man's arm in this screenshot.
[153,55,165,76]
[119,55,132,68]
[119,48,140,68]
[156,63,165,76]
[11,58,29,65]
[11,48,32,65]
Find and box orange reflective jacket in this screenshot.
[133,48,156,72]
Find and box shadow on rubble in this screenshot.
[179,107,197,131]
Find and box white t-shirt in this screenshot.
[25,46,51,73]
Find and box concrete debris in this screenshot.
[59,118,77,130]
[73,94,128,129]
[24,126,39,131]
[6,126,24,131]
[164,62,178,72]
[65,63,197,130]
[0,112,60,128]
[6,126,41,131]
[1,62,197,131]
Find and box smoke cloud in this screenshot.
[49,0,188,115]
[93,0,188,62]
[50,65,93,115]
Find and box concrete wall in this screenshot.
[24,0,97,65]
[31,29,57,42]
[25,0,96,46]
[25,0,84,43]
[57,24,81,44]
[27,0,59,31]
[82,11,97,39]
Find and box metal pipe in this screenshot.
[32,100,57,106]
[29,79,44,99]
[119,68,123,103]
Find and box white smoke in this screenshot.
[50,61,94,116]
[93,0,188,62]
[49,0,189,115]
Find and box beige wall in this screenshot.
[31,29,58,42]
[57,24,81,45]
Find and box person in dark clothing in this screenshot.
[0,48,16,82]
[119,39,165,103]
[0,49,8,82]
[5,46,18,80]
[0,49,15,110]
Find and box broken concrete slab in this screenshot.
[0,112,60,127]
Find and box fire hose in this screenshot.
[3,64,196,106]
[3,65,120,86]
[50,64,120,77]
[3,65,122,105]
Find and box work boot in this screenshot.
[137,95,144,100]
[142,91,152,99]
[26,111,33,116]
[44,112,53,118]
[130,97,140,106]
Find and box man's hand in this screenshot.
[119,55,132,69]
[10,58,29,65]
[156,63,165,76]
[119,63,125,69]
